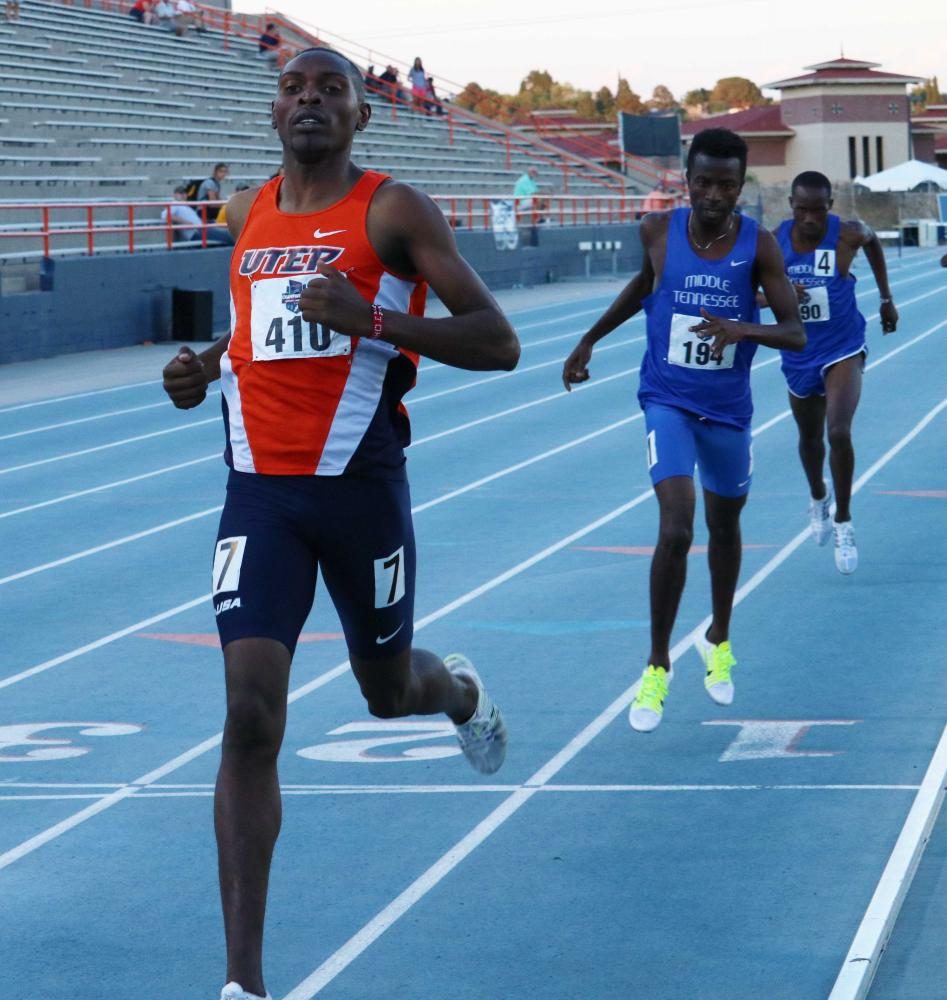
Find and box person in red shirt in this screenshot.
[162,47,519,1000]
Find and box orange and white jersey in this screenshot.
[221,171,426,477]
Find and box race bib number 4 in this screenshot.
[667,312,736,370]
[250,273,351,361]
[798,284,830,323]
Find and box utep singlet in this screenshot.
[222,171,427,477]
[639,207,760,429]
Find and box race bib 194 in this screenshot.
[250,273,351,361]
[667,312,736,370]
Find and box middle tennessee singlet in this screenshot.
[776,213,866,374]
[221,171,426,478]
[639,207,760,429]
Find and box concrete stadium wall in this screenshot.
[0,223,643,365]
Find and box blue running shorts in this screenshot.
[644,403,753,498]
[212,470,415,659]
[783,345,867,399]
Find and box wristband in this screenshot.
[879,298,893,304]
[369,304,384,339]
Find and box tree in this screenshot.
[682,88,711,115]
[595,86,616,119]
[708,76,766,112]
[454,82,516,122]
[910,76,943,111]
[615,77,645,115]
[647,84,678,112]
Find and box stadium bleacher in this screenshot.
[0,0,640,262]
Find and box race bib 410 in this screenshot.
[250,273,351,361]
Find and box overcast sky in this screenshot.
[234,0,944,100]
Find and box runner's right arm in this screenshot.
[161,188,258,409]
[561,213,662,390]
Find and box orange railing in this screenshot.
[0,200,228,258]
[0,194,684,260]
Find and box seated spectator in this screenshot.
[641,181,676,214]
[160,185,203,243]
[194,163,229,221]
[257,22,280,64]
[211,182,251,242]
[377,65,403,103]
[173,0,205,35]
[153,0,175,29]
[425,76,445,115]
[4,0,21,21]
[129,0,155,24]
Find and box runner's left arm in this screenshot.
[847,221,898,334]
[691,228,805,359]
[298,184,520,372]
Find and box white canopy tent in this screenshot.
[854,159,947,192]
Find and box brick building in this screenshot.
[681,57,922,185]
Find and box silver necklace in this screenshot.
[688,213,734,251]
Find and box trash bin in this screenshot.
[172,288,213,341]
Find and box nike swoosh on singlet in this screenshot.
[730,260,748,267]
[313,228,347,239]
[375,623,404,645]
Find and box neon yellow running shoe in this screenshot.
[628,665,672,732]
[695,633,736,705]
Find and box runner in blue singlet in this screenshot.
[772,170,898,575]
[562,128,805,734]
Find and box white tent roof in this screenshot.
[854,159,947,192]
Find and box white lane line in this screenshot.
[0,414,636,677]
[0,418,219,476]
[0,595,209,691]
[0,783,919,801]
[0,390,223,442]
[0,275,947,475]
[0,454,220,520]
[0,786,139,869]
[0,382,942,927]
[411,335,642,404]
[828,723,947,1000]
[0,507,223,586]
[0,412,636,589]
[0,379,161,414]
[280,393,947,999]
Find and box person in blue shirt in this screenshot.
[562,128,804,733]
[772,171,898,574]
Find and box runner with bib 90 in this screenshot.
[770,170,898,574]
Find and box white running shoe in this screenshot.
[694,633,736,706]
[833,520,858,574]
[628,665,673,733]
[220,984,271,1000]
[445,653,508,774]
[808,488,833,546]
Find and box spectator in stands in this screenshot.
[424,76,444,115]
[128,0,156,24]
[173,0,205,35]
[154,0,175,30]
[161,185,204,243]
[641,180,676,215]
[513,165,547,224]
[4,0,20,21]
[408,57,428,110]
[377,64,403,103]
[257,22,280,65]
[196,163,229,221]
